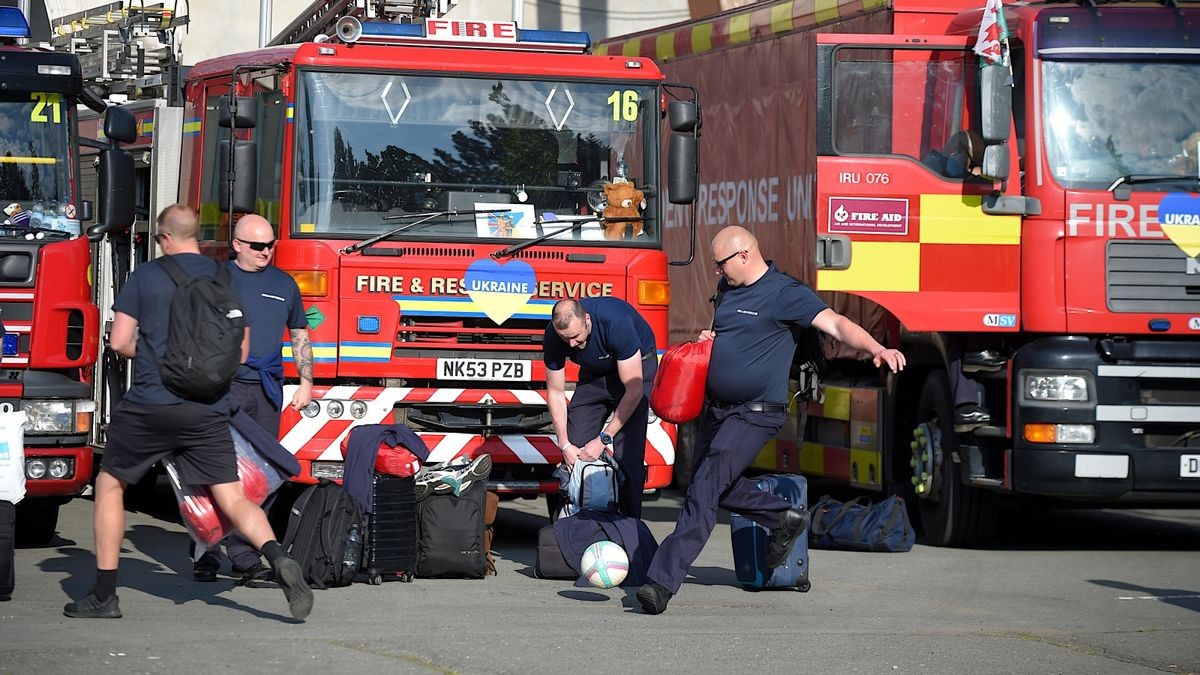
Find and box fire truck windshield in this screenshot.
[1042,60,1200,190]
[292,71,659,244]
[0,92,77,235]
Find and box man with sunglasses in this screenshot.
[543,297,657,519]
[192,214,313,585]
[637,225,905,615]
[66,205,313,620]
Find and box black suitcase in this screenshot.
[416,482,487,579]
[534,522,576,580]
[0,500,14,598]
[363,472,418,584]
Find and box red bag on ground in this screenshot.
[650,339,712,424]
[339,436,422,478]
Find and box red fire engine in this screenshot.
[0,4,133,544]
[91,1,701,504]
[602,0,1200,545]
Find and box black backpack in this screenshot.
[281,481,365,588]
[154,256,245,403]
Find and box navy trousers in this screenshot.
[194,380,280,572]
[565,357,656,520]
[646,404,792,594]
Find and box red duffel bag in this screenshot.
[649,339,712,424]
[339,435,422,477]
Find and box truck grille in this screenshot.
[1106,240,1200,313]
[396,316,546,351]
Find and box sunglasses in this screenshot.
[713,250,742,269]
[153,231,170,244]
[237,237,277,252]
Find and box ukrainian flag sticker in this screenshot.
[464,258,536,324]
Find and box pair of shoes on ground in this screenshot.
[414,454,492,501]
[954,403,992,432]
[67,556,313,621]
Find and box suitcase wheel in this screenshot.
[399,571,414,583]
[367,569,383,585]
[796,580,811,593]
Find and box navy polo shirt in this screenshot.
[227,262,307,382]
[543,297,656,376]
[707,264,829,405]
[113,253,238,411]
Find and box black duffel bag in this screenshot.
[809,495,916,552]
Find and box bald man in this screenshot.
[192,214,313,584]
[637,226,905,615]
[66,205,312,621]
[543,297,657,518]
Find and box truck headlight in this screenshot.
[24,400,94,434]
[1024,374,1089,402]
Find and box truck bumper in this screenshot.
[279,385,676,493]
[22,445,93,499]
[1011,336,1200,504]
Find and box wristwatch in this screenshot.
[598,431,614,446]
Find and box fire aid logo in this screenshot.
[463,258,536,324]
[828,197,909,235]
[1157,193,1200,258]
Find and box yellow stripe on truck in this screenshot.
[919,194,1021,246]
[816,241,919,292]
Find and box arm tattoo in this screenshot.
[290,329,314,383]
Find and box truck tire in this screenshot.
[15,500,60,547]
[914,371,997,547]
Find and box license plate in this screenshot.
[436,358,530,382]
[1182,455,1200,478]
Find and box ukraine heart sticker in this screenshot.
[1158,192,1200,258]
[464,258,536,324]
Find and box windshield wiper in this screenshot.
[1107,174,1200,192]
[491,214,645,259]
[342,208,510,254]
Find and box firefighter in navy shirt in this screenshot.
[543,297,658,519]
[637,225,905,615]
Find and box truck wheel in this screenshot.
[913,371,997,547]
[15,500,60,547]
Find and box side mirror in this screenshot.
[979,66,1012,144]
[218,140,259,213]
[979,144,1010,181]
[667,101,700,133]
[104,106,137,144]
[668,134,698,205]
[98,148,135,233]
[218,95,258,129]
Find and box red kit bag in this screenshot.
[649,340,712,424]
[339,435,422,478]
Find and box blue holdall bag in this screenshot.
[809,495,916,552]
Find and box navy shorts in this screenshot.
[101,400,238,486]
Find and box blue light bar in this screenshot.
[357,21,425,42]
[0,7,32,39]
[518,29,591,51]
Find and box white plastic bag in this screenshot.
[0,412,26,505]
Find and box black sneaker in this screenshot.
[63,592,122,619]
[766,507,810,569]
[192,567,219,582]
[235,563,274,588]
[954,404,991,432]
[273,556,314,621]
[636,582,673,615]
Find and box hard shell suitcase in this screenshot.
[730,474,811,592]
[534,522,576,579]
[363,472,418,584]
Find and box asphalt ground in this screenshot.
[1,485,1198,674]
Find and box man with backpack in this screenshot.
[636,225,906,615]
[64,205,313,621]
[192,213,312,585]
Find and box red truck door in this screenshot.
[814,34,1021,333]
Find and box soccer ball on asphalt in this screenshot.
[580,540,629,589]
